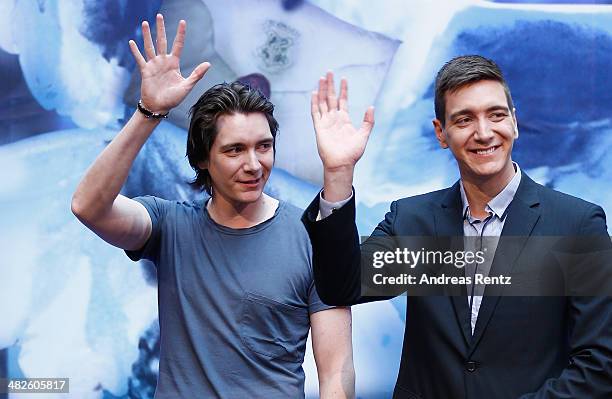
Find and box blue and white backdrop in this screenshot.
[1,0,611,398]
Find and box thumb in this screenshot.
[359,106,375,137]
[184,62,211,90]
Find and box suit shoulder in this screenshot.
[530,181,608,235]
[535,183,603,214]
[393,187,450,210]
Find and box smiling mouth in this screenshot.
[238,178,261,185]
[471,146,499,156]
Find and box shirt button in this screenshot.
[466,361,477,372]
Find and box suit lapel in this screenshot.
[434,182,472,346]
[469,174,541,353]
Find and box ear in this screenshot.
[512,108,519,139]
[197,160,208,170]
[432,119,448,149]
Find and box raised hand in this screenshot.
[129,14,210,114]
[311,72,375,173]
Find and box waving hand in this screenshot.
[128,14,210,114]
[311,72,375,201]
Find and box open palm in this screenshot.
[129,14,210,114]
[311,72,375,171]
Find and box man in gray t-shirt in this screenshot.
[125,197,334,397]
[72,13,354,398]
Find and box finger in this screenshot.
[128,40,146,69]
[310,91,321,125]
[326,71,338,110]
[318,77,328,113]
[360,106,375,137]
[155,14,167,55]
[339,78,348,112]
[142,21,156,60]
[170,20,186,58]
[184,62,211,90]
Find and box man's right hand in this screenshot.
[311,72,375,202]
[129,14,210,114]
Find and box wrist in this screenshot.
[323,167,354,202]
[132,109,163,128]
[137,100,170,119]
[324,162,354,175]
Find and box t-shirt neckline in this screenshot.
[201,199,285,235]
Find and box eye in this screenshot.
[455,117,472,127]
[258,142,273,151]
[225,146,242,155]
[490,112,508,122]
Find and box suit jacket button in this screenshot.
[466,361,477,372]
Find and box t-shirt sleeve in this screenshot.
[308,280,335,314]
[124,195,170,263]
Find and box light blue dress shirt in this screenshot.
[460,163,521,333]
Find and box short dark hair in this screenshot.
[434,55,514,126]
[186,81,279,194]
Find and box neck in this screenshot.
[207,192,278,228]
[461,161,515,219]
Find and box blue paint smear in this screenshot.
[282,0,306,10]
[0,49,76,143]
[80,0,162,68]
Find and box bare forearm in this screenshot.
[312,308,355,399]
[72,111,160,220]
[319,367,355,399]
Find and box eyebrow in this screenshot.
[448,105,510,121]
[219,138,274,151]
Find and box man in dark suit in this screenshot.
[302,56,612,398]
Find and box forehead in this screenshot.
[445,80,509,115]
[213,112,272,145]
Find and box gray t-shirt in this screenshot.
[126,196,331,398]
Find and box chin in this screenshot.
[477,165,504,176]
[466,163,506,179]
[235,191,264,204]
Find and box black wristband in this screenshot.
[137,100,169,119]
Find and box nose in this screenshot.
[473,117,495,142]
[243,149,261,173]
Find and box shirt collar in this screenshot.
[460,162,522,220]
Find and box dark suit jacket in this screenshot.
[302,173,612,399]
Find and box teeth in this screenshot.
[476,147,496,155]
